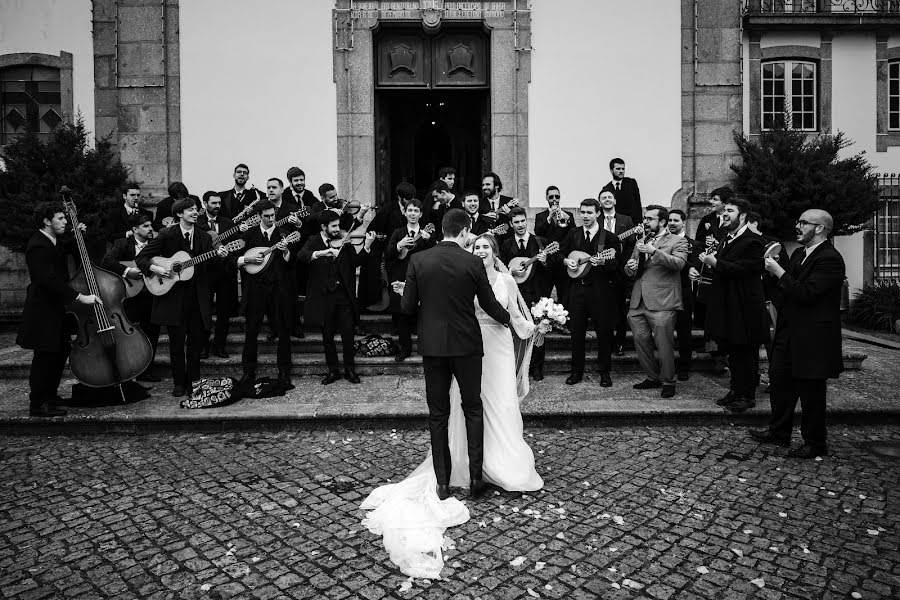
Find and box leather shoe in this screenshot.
[213,346,229,359]
[172,385,187,397]
[29,403,67,417]
[321,371,341,385]
[725,397,755,413]
[436,484,451,501]
[599,372,612,387]
[715,391,736,406]
[344,370,361,384]
[660,384,676,398]
[470,478,486,498]
[532,367,544,381]
[633,379,662,390]
[748,428,791,447]
[136,371,161,383]
[787,444,828,459]
[394,349,411,362]
[565,372,583,385]
[677,371,689,381]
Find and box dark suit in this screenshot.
[674,234,703,374]
[219,187,264,221]
[135,225,218,387]
[423,196,463,232]
[600,212,636,350]
[703,229,770,400]
[501,234,552,375]
[384,224,436,353]
[17,232,79,410]
[299,235,370,372]
[600,178,642,225]
[197,212,240,350]
[282,188,317,209]
[766,242,845,449]
[479,194,515,242]
[361,200,407,310]
[106,204,153,242]
[559,226,622,375]
[697,210,726,247]
[101,237,160,374]
[534,207,575,306]
[401,241,510,486]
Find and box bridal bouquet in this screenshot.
[530,297,569,347]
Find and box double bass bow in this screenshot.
[61,188,153,396]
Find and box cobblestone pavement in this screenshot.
[1,424,898,600]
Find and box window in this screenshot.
[1,65,62,146]
[761,60,817,131]
[875,176,900,280]
[890,61,900,131]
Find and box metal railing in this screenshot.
[747,0,900,13]
[875,175,900,281]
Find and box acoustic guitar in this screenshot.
[566,247,617,279]
[465,223,510,247]
[211,214,261,246]
[617,224,645,242]
[273,206,311,229]
[144,239,246,296]
[508,241,560,284]
[241,232,303,275]
[118,260,144,298]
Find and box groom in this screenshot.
[400,208,510,500]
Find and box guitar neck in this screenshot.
[211,226,238,245]
[182,248,221,269]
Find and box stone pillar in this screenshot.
[92,0,181,205]
[677,0,743,236]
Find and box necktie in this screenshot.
[615,182,620,191]
[470,216,476,229]
[409,230,415,239]
[184,231,191,251]
[605,216,614,233]
[265,230,270,243]
[636,235,653,277]
[584,230,591,245]
[519,238,526,253]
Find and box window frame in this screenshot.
[760,59,819,132]
[0,52,73,147]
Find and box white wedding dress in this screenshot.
[360,272,543,578]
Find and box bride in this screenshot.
[360,233,543,579]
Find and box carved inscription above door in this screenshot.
[376,30,488,89]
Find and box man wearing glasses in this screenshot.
[750,210,845,459]
[535,186,575,307]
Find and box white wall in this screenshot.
[528,0,681,209]
[179,0,337,196]
[0,0,95,141]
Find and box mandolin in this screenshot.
[145,239,246,296]
[566,247,617,279]
[241,232,303,275]
[508,241,561,284]
[397,223,436,259]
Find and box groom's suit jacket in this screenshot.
[401,241,510,357]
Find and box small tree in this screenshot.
[0,117,129,256]
[731,122,881,240]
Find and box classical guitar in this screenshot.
[144,239,246,296]
[241,232,303,275]
[466,223,510,247]
[508,241,561,284]
[211,214,261,246]
[617,224,645,241]
[566,247,617,279]
[117,260,144,298]
[273,206,312,229]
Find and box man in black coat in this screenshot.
[480,172,515,243]
[283,166,318,208]
[534,185,575,307]
[422,180,461,234]
[696,186,732,249]
[384,199,436,361]
[559,198,623,386]
[136,199,228,396]
[18,202,102,416]
[198,191,239,357]
[105,182,153,243]
[101,213,161,382]
[750,210,845,459]
[599,157,642,226]
[599,189,639,355]
[462,192,494,238]
[501,207,554,380]
[298,211,376,384]
[219,163,265,220]
[399,208,510,500]
[667,209,703,380]
[699,198,770,413]
[360,182,411,311]
[151,181,191,231]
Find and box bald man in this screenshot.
[749,209,845,459]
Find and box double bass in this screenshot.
[61,188,153,392]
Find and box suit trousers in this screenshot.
[613,279,633,349]
[767,330,828,448]
[550,263,570,308]
[124,293,159,374]
[392,312,416,352]
[568,282,614,374]
[166,287,206,387]
[243,286,292,374]
[209,276,236,348]
[29,344,69,409]
[675,307,693,373]
[322,285,355,372]
[422,354,483,485]
[627,300,677,384]
[719,342,759,400]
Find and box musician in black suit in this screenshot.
[384,199,436,361]
[599,189,637,355]
[151,181,191,231]
[750,210,845,459]
[283,166,318,208]
[398,208,511,500]
[696,186,732,248]
[299,211,376,384]
[197,191,239,358]
[699,198,770,413]
[106,182,153,243]
[17,202,103,417]
[219,163,265,220]
[667,209,703,380]
[423,180,462,233]
[501,207,554,380]
[559,198,622,386]
[234,201,297,390]
[101,213,161,382]
[480,172,515,242]
[136,198,228,396]
[534,185,575,307]
[599,158,642,226]
[463,192,493,237]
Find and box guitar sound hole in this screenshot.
[172,263,182,274]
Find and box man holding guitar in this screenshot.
[599,189,640,356]
[559,198,622,386]
[198,191,239,359]
[501,207,558,381]
[136,198,230,397]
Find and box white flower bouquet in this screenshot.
[529,297,569,347]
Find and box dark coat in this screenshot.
[235,225,296,316]
[600,178,642,225]
[774,242,845,379]
[219,187,264,220]
[602,213,637,264]
[282,188,317,209]
[479,194,515,242]
[500,234,553,305]
[703,230,770,346]
[558,226,623,331]
[101,237,154,320]
[134,225,217,329]
[197,212,240,306]
[534,208,576,243]
[676,234,703,309]
[423,196,463,231]
[17,232,80,352]
[105,204,153,242]
[384,224,436,313]
[401,241,510,357]
[697,210,725,247]
[298,235,369,328]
